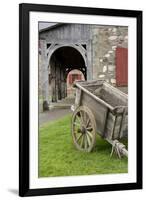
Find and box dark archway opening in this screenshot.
[49,46,86,102]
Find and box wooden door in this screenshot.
[116,47,128,86]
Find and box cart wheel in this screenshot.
[71,106,96,152]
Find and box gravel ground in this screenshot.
[39,108,72,126]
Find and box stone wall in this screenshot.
[91,25,128,86]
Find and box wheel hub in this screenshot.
[81,126,86,134]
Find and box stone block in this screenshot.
[124,35,128,40]
[104,53,110,58]
[108,65,115,72]
[109,36,117,40]
[99,74,105,78]
[111,78,116,84]
[103,66,107,72]
[112,46,117,50]
[108,50,114,54]
[112,28,117,32]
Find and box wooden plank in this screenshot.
[75,88,82,108]
[75,82,114,111]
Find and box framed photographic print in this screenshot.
[19,3,142,197]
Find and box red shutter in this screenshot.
[116,47,128,86]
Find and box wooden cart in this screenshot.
[71,80,128,158]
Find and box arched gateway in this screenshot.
[49,45,87,102]
[39,23,93,109]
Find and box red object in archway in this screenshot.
[69,74,81,84]
[116,47,128,86]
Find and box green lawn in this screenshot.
[39,114,128,177]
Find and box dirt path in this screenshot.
[39,108,72,125]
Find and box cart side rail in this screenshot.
[75,81,127,114]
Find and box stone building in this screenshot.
[39,23,128,110]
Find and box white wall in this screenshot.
[0,0,145,199]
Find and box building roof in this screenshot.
[39,23,65,33]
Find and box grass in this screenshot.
[39,114,128,177]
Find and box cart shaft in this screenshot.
[106,138,128,158]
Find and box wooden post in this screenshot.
[64,72,67,98]
[57,65,62,100]
[40,40,49,111]
[61,68,66,99]
[51,59,57,102]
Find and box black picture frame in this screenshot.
[19,3,143,197]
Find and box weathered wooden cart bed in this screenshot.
[71,80,128,158]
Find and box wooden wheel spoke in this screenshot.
[86,133,91,146]
[80,111,85,126]
[87,131,93,140]
[76,115,81,123]
[86,126,93,131]
[73,122,80,127]
[84,134,88,149]
[86,118,90,128]
[84,112,89,126]
[80,134,84,147]
[83,112,87,124]
[76,133,82,142]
